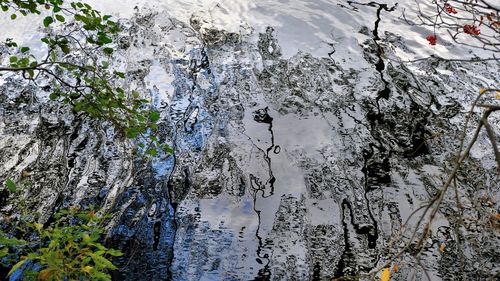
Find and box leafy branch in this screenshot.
[0,0,172,156]
[1,206,122,281]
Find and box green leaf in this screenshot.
[136,114,145,122]
[55,14,65,22]
[149,111,160,122]
[9,56,18,63]
[33,222,43,232]
[0,247,9,258]
[18,57,29,67]
[86,36,96,44]
[1,6,8,12]
[103,47,113,55]
[106,249,123,257]
[5,179,17,193]
[7,259,26,276]
[0,236,26,246]
[43,16,53,27]
[49,92,59,101]
[60,44,70,54]
[50,50,57,61]
[5,41,17,48]
[20,47,30,53]
[97,32,112,45]
[93,272,112,281]
[162,145,174,154]
[89,254,117,270]
[10,14,16,20]
[145,149,158,157]
[114,71,125,79]
[89,231,100,242]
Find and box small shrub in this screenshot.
[0,207,122,281]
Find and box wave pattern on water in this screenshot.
[1,1,499,281]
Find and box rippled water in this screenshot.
[1,1,499,280]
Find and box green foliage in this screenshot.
[0,207,122,281]
[43,16,53,27]
[0,0,172,156]
[4,178,17,193]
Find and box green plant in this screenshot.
[0,207,122,281]
[0,0,172,155]
[4,179,16,193]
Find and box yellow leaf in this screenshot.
[83,234,91,242]
[82,265,93,274]
[479,88,488,95]
[87,210,96,219]
[65,241,75,251]
[439,243,446,253]
[22,170,30,177]
[392,263,399,272]
[34,223,43,232]
[38,268,56,280]
[381,268,390,281]
[69,205,81,213]
[496,91,500,99]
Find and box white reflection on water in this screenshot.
[1,0,497,60]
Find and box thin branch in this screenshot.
[481,116,500,174]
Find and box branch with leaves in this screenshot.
[0,0,172,156]
[1,204,122,281]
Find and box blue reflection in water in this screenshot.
[108,47,219,279]
[9,261,41,281]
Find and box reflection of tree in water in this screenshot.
[249,175,273,280]
[249,107,280,280]
[251,107,277,197]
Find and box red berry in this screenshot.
[463,24,480,36]
[444,4,458,14]
[426,35,437,45]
